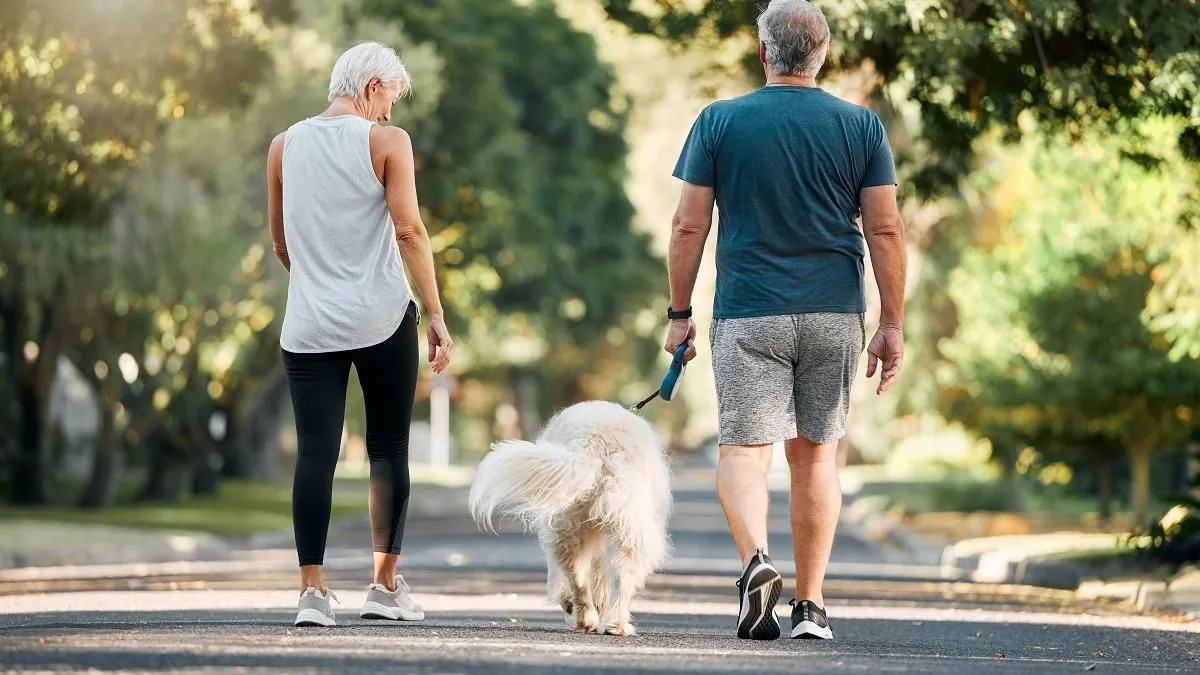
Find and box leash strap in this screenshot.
[630,390,659,413]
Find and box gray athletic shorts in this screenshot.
[709,312,865,446]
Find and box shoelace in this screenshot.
[302,587,341,605]
[790,599,820,624]
[366,576,412,594]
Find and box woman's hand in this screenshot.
[427,315,453,374]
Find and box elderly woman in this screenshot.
[265,41,454,627]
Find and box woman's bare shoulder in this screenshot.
[268,130,287,157]
[369,124,412,152]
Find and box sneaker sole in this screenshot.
[737,563,783,640]
[791,620,833,640]
[294,608,336,627]
[360,600,425,621]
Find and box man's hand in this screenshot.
[427,315,454,374]
[664,318,697,362]
[865,326,903,394]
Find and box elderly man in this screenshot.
[663,0,906,641]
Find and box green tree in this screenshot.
[62,0,443,505]
[602,1,1200,363]
[0,0,291,504]
[601,0,1200,196]
[939,127,1200,527]
[0,0,293,226]
[353,0,665,436]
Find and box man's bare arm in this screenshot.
[266,132,289,271]
[668,183,716,312]
[860,185,906,330]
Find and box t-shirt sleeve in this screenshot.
[672,106,715,187]
[860,112,897,189]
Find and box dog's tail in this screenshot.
[468,439,602,533]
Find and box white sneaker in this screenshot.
[294,587,339,627]
[360,575,425,621]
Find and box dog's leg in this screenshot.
[603,543,647,636]
[542,534,573,615]
[588,545,611,627]
[553,526,602,633]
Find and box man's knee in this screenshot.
[784,435,838,468]
[718,443,773,471]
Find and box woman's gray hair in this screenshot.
[327,41,412,102]
[756,0,831,78]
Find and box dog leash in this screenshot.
[630,342,690,413]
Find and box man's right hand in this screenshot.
[865,326,903,395]
[664,318,698,363]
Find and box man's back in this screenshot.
[673,85,896,319]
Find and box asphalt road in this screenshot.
[1,479,1198,674]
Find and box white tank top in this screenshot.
[279,115,415,353]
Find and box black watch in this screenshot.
[667,306,692,320]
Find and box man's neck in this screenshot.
[765,75,817,87]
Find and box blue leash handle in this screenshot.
[631,342,689,412]
[659,341,689,401]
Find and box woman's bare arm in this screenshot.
[373,124,452,372]
[266,132,289,271]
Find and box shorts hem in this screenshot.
[716,428,796,447]
[795,423,846,446]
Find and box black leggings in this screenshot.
[282,303,418,567]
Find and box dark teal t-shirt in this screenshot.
[672,85,897,319]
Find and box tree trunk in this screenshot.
[513,368,542,438]
[1130,437,1154,529]
[78,399,122,507]
[10,380,50,504]
[994,442,1023,512]
[138,432,194,503]
[222,365,288,480]
[1096,453,1113,527]
[191,449,220,496]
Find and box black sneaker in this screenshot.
[735,549,783,640]
[789,599,833,639]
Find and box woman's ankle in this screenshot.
[372,575,398,591]
[300,564,325,593]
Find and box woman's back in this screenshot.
[280,115,413,353]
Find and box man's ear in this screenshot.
[758,41,767,65]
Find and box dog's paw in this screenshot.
[603,621,636,637]
[574,605,600,633]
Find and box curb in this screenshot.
[840,497,947,567]
[842,498,1103,592]
[0,529,232,570]
[0,483,472,571]
[938,547,1083,591]
[1079,567,1200,619]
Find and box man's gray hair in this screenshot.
[327,41,412,102]
[756,0,831,78]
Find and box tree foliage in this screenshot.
[1,0,668,504]
[601,0,1200,197]
[0,0,293,226]
[937,127,1200,525]
[353,0,666,432]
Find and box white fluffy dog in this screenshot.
[468,400,673,636]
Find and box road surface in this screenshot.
[1,476,1197,673]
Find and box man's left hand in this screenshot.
[664,318,697,362]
